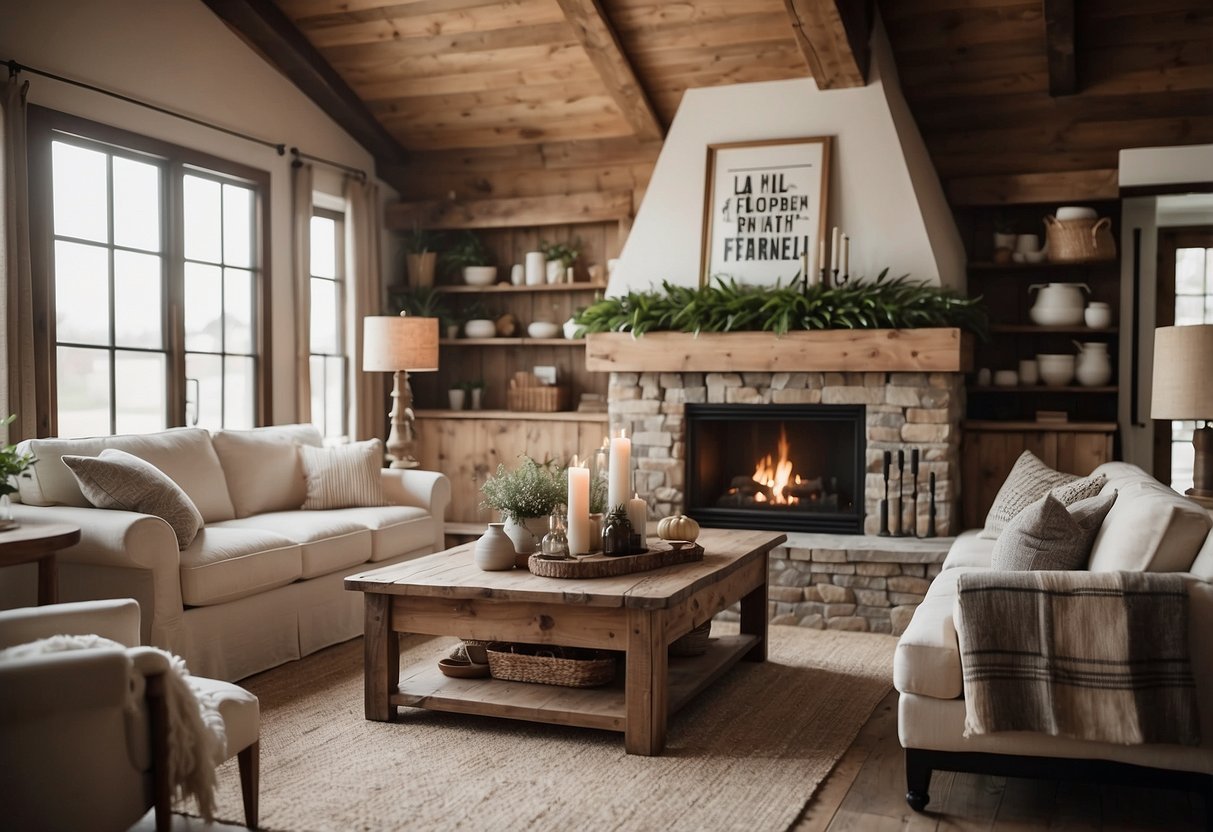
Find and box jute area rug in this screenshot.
[209,623,895,832]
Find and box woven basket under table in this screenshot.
[669,621,712,657]
[486,642,616,688]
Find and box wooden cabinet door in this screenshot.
[961,428,1114,529]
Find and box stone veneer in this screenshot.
[609,368,965,634]
[608,369,963,537]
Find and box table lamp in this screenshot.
[363,313,439,469]
[1151,323,1213,498]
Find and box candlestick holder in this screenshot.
[894,450,906,537]
[910,448,919,538]
[878,452,891,536]
[925,472,937,538]
[819,266,830,290]
[836,270,849,286]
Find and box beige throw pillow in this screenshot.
[212,424,323,517]
[62,449,204,549]
[979,451,1106,539]
[991,491,1118,571]
[299,439,387,510]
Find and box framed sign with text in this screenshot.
[699,136,832,286]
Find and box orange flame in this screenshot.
[752,425,799,505]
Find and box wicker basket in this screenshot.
[506,385,570,412]
[669,621,712,657]
[1044,215,1116,263]
[486,642,616,687]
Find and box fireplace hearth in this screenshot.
[685,404,866,533]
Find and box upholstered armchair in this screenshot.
[0,599,260,831]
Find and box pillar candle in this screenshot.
[831,226,841,270]
[627,493,647,550]
[817,238,825,279]
[608,429,631,511]
[567,458,590,555]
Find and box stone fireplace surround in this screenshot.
[594,330,969,634]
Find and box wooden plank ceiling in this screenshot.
[262,1,1212,207]
[878,0,1213,204]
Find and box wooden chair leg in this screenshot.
[238,741,260,830]
[905,748,933,812]
[147,673,172,832]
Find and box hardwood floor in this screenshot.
[797,691,1208,831]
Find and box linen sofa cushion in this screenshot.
[979,451,1105,539]
[179,528,302,606]
[1191,529,1213,582]
[61,450,204,550]
[212,513,371,578]
[319,506,435,562]
[16,428,236,522]
[893,567,989,700]
[941,530,995,571]
[1088,480,1212,573]
[991,491,1118,571]
[212,424,323,518]
[300,439,387,510]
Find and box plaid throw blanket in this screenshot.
[955,570,1200,746]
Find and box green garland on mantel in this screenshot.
[572,272,988,339]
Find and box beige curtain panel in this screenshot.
[291,161,314,424]
[345,176,384,443]
[2,75,37,444]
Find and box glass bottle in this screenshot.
[601,504,634,557]
[540,506,571,559]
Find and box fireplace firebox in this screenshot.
[684,404,866,534]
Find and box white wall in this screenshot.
[609,20,964,295]
[0,0,389,424]
[1120,145,1213,189]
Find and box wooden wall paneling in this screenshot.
[1043,0,1077,96]
[386,192,633,231]
[948,169,1118,206]
[783,0,871,89]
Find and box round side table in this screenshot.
[0,522,81,605]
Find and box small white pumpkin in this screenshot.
[657,514,700,543]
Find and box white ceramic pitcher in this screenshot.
[1073,341,1112,387]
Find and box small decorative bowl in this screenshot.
[464,319,496,339]
[527,321,561,339]
[438,658,490,678]
[463,266,497,286]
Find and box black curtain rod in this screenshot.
[6,58,368,181]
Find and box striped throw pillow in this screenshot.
[299,439,387,510]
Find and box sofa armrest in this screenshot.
[381,469,450,522]
[0,599,141,649]
[0,648,133,720]
[893,567,989,700]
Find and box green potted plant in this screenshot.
[402,225,442,288]
[0,415,36,527]
[441,231,496,286]
[539,238,581,284]
[480,456,566,560]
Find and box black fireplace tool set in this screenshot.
[878,448,937,538]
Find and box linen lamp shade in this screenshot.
[1151,324,1213,498]
[362,315,439,372]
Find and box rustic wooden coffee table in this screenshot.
[346,528,786,755]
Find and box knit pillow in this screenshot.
[979,451,1106,539]
[299,439,387,510]
[992,491,1118,571]
[62,449,204,549]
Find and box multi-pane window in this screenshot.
[1169,244,1213,493]
[36,109,268,438]
[309,210,347,440]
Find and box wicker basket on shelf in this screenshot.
[506,371,570,412]
[1044,215,1116,263]
[669,621,712,657]
[486,642,616,687]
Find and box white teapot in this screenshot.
[1028,282,1089,326]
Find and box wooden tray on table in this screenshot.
[527,542,703,579]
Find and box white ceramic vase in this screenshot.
[448,389,465,410]
[474,523,517,571]
[1074,341,1112,387]
[503,515,547,556]
[545,260,563,284]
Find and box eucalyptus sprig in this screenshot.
[480,456,566,523]
[0,415,35,498]
[572,273,987,339]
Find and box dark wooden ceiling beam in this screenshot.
[201,0,407,165]
[554,0,665,141]
[1043,0,1077,96]
[784,0,873,89]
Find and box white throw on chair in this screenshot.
[0,598,260,831]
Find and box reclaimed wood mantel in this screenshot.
[584,329,973,373]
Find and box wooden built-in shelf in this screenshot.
[441,338,583,347]
[989,324,1118,335]
[963,420,1118,433]
[416,409,607,422]
[435,282,607,294]
[390,634,758,732]
[969,385,1118,394]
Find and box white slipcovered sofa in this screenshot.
[3,424,450,681]
[895,461,1213,810]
